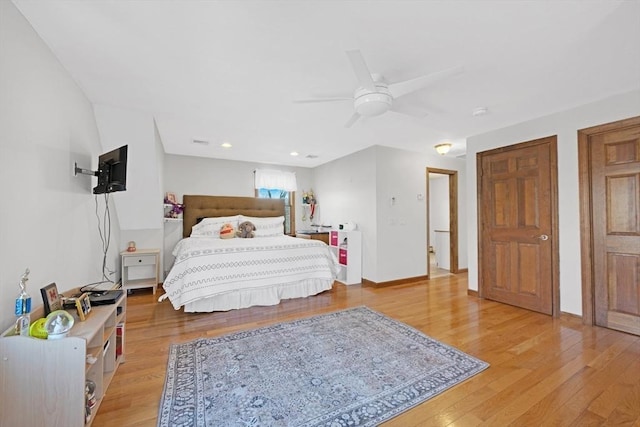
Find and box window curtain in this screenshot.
[254,169,297,191]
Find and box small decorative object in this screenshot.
[86,379,97,408]
[44,309,74,339]
[40,282,62,316]
[220,223,235,239]
[75,293,92,321]
[236,221,256,238]
[164,194,184,219]
[127,241,137,252]
[29,317,48,339]
[14,268,32,336]
[308,189,316,220]
[342,222,357,231]
[165,192,177,204]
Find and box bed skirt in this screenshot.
[180,278,334,312]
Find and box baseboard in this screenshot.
[467,289,478,297]
[362,275,429,288]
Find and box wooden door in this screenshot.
[478,137,558,315]
[589,124,640,335]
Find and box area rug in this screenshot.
[158,306,489,426]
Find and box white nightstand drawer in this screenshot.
[123,255,156,266]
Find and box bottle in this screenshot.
[14,268,31,336]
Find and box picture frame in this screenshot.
[40,282,62,316]
[75,292,92,321]
[166,192,177,204]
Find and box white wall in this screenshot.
[162,154,314,274]
[429,174,450,254]
[429,175,449,233]
[0,2,121,330]
[313,148,379,278]
[466,90,640,316]
[314,145,467,283]
[163,154,313,228]
[92,105,166,274]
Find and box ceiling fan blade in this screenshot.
[388,65,464,99]
[345,50,376,91]
[389,104,428,118]
[293,97,352,104]
[344,112,361,128]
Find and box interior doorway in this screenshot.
[477,136,559,316]
[426,168,458,278]
[578,116,640,335]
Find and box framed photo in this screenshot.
[166,192,177,204]
[40,282,62,316]
[75,293,92,321]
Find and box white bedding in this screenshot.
[161,235,339,312]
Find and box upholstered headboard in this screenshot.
[182,195,285,238]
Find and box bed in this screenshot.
[160,195,339,312]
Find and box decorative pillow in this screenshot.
[219,223,236,239]
[238,215,284,237]
[190,215,240,237]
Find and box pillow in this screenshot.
[238,215,284,237]
[190,215,240,237]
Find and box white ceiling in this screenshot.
[13,0,640,167]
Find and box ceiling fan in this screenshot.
[295,50,463,128]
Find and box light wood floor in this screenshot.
[94,274,640,427]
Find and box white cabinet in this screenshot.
[121,249,160,294]
[0,292,126,427]
[329,230,362,285]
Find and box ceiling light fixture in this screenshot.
[354,88,393,117]
[221,142,232,148]
[435,143,452,155]
[290,151,299,156]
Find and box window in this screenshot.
[256,188,295,235]
[254,169,297,235]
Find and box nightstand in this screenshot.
[120,249,160,294]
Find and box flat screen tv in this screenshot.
[93,145,128,194]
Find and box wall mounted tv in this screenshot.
[93,145,128,194]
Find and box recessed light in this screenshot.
[290,151,299,156]
[221,142,232,148]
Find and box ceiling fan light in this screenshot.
[435,143,452,155]
[354,93,392,117]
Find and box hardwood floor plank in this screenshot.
[540,342,640,426]
[91,274,640,427]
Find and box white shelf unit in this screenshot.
[121,249,160,294]
[163,203,183,222]
[329,230,362,285]
[0,292,126,427]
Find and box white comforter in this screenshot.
[162,235,339,311]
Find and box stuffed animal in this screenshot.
[220,223,235,239]
[236,221,256,238]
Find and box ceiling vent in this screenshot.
[192,138,209,145]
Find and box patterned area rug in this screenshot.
[158,307,489,426]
